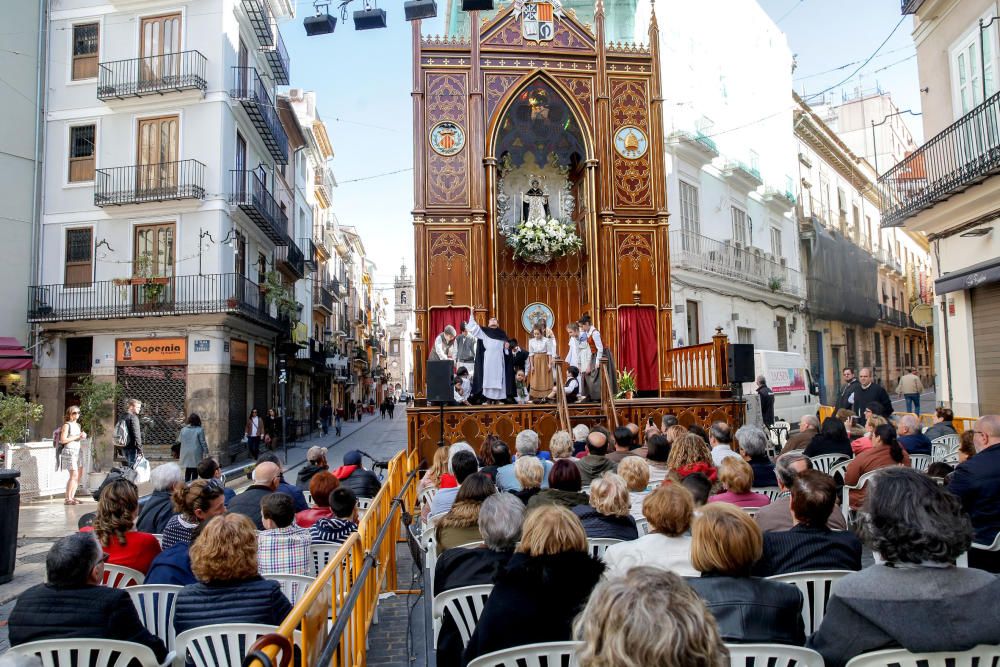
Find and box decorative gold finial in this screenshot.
[632,284,642,303]
[446,284,455,305]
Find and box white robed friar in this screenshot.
[466,317,508,400]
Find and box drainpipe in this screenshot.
[28,0,49,412]
[934,240,953,407]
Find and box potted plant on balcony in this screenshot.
[68,375,120,484]
[262,271,299,323]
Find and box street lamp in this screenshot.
[869,109,922,176]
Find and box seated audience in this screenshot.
[897,414,932,455]
[434,494,524,667]
[926,461,954,483]
[463,505,605,663]
[627,422,647,458]
[666,433,717,485]
[576,428,618,485]
[687,423,710,444]
[145,521,204,586]
[572,473,639,541]
[686,503,805,645]
[603,483,697,577]
[571,424,590,457]
[528,459,590,510]
[173,514,292,636]
[417,444,450,497]
[838,407,864,439]
[924,407,957,442]
[607,426,638,464]
[780,415,819,454]
[428,449,479,518]
[477,435,499,473]
[478,439,511,481]
[86,478,161,574]
[850,415,887,455]
[296,446,329,491]
[574,567,728,667]
[8,533,168,662]
[435,473,496,551]
[295,471,340,528]
[845,424,909,510]
[229,461,283,530]
[161,479,226,550]
[496,430,553,491]
[661,414,679,431]
[333,449,382,499]
[959,429,977,462]
[737,424,777,488]
[511,456,543,505]
[617,456,651,520]
[709,422,740,467]
[752,470,861,576]
[258,493,311,576]
[310,488,360,544]
[549,430,574,460]
[803,417,853,459]
[646,432,673,483]
[809,467,1000,666]
[949,415,1000,571]
[257,452,309,511]
[709,458,771,508]
[136,462,183,534]
[681,473,712,507]
[197,458,235,505]
[755,451,847,532]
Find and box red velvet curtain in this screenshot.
[617,306,658,391]
[429,307,471,345]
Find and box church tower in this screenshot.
[388,262,415,394]
[394,262,414,326]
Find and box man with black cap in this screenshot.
[334,450,382,498]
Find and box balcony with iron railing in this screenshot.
[313,280,334,313]
[275,238,304,279]
[95,160,206,207]
[97,50,207,100]
[242,0,274,45]
[260,21,289,85]
[299,237,317,272]
[878,90,1000,227]
[312,224,330,257]
[27,273,282,329]
[879,304,920,329]
[900,0,924,14]
[875,247,904,274]
[230,67,288,164]
[670,229,805,298]
[229,170,289,245]
[313,167,335,207]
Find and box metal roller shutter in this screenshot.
[229,366,248,451]
[973,283,1000,415]
[115,366,187,458]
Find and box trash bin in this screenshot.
[0,468,21,584]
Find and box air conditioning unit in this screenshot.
[789,316,797,332]
[674,304,686,314]
[731,313,740,321]
[779,257,787,268]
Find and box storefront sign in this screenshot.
[230,339,249,366]
[194,339,210,352]
[254,345,270,368]
[116,338,187,366]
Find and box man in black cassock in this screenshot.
[467,316,516,404]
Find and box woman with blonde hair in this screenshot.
[59,405,87,505]
[463,505,604,663]
[572,472,639,540]
[686,503,805,645]
[666,433,717,484]
[548,430,574,460]
[617,456,651,520]
[418,445,450,521]
[172,514,292,636]
[708,457,771,508]
[512,456,544,505]
[851,414,888,454]
[575,567,729,667]
[603,483,698,577]
[86,478,161,574]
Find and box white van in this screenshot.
[741,350,820,428]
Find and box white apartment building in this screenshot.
[31,0,301,462]
[642,0,805,356]
[824,89,920,176]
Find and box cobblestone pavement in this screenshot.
[366,542,428,667]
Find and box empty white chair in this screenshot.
[841,470,880,527]
[466,640,583,667]
[102,564,145,589]
[432,584,494,647]
[742,507,762,518]
[767,569,854,635]
[930,434,960,462]
[263,572,314,605]
[6,637,171,667]
[844,643,1000,667]
[727,643,826,667]
[810,453,850,475]
[909,454,931,473]
[635,518,649,536]
[586,538,622,560]
[971,531,1000,552]
[174,622,299,667]
[127,584,182,652]
[310,541,342,577]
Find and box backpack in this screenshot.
[114,418,129,446]
[92,466,138,501]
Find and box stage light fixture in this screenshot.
[354,0,387,29]
[461,0,493,10]
[304,13,337,35]
[404,0,437,21]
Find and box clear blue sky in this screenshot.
[283,0,922,288]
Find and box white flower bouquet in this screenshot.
[508,217,583,263]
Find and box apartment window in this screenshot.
[737,327,753,345]
[65,228,93,287]
[874,334,882,370]
[952,16,997,116]
[391,340,400,355]
[837,187,847,214]
[68,124,96,182]
[257,252,267,283]
[894,335,901,368]
[776,316,788,352]
[72,23,99,80]
[731,206,749,245]
[678,181,700,249]
[770,227,783,258]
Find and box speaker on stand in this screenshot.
[426,360,455,448]
[727,344,755,426]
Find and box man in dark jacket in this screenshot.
[136,462,183,534]
[296,446,329,491]
[9,533,168,663]
[319,400,333,436]
[835,368,861,412]
[334,449,382,499]
[575,429,617,485]
[256,452,308,511]
[949,415,1000,571]
[851,368,893,418]
[756,376,775,427]
[228,461,282,530]
[897,414,932,455]
[123,398,144,467]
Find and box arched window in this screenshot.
[400,290,407,305]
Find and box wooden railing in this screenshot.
[552,357,571,433]
[600,355,619,429]
[664,329,730,393]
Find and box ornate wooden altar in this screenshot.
[407,1,740,462]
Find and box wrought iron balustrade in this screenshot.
[230,66,288,164]
[229,170,288,244]
[94,160,205,207]
[299,238,317,271]
[275,238,304,278]
[313,282,334,312]
[97,50,207,100]
[260,22,289,84]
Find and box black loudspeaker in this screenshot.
[404,0,437,20]
[303,14,337,35]
[426,360,455,403]
[353,7,388,30]
[727,344,755,383]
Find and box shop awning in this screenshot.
[935,257,1000,295]
[0,337,32,371]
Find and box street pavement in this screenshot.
[0,406,411,655]
[889,388,938,415]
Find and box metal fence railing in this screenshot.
[230,170,289,244]
[94,160,206,207]
[97,50,207,100]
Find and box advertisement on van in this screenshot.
[766,367,807,393]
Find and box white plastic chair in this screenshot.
[419,486,438,509]
[741,507,762,518]
[810,453,850,474]
[587,538,622,560]
[909,454,931,472]
[263,572,314,605]
[152,533,164,547]
[432,584,494,647]
[767,569,854,635]
[358,496,373,513]
[302,490,313,506]
[635,518,649,536]
[102,564,145,588]
[127,584,182,652]
[727,643,826,667]
[844,643,1000,666]
[841,470,880,527]
[931,434,960,462]
[828,459,851,484]
[752,487,786,501]
[454,541,486,550]
[466,640,583,667]
[310,541,342,577]
[971,531,1000,552]
[174,622,299,667]
[7,638,172,667]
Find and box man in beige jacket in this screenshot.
[897,369,924,415]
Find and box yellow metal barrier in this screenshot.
[818,405,835,422]
[248,449,419,667]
